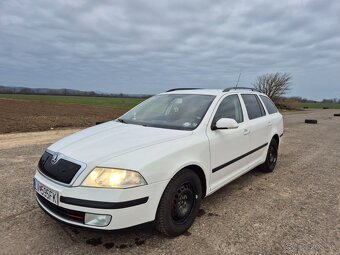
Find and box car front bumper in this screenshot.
[34,170,168,230]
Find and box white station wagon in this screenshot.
[34,87,283,236]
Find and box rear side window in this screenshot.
[213,94,243,124]
[259,95,278,114]
[241,94,266,120]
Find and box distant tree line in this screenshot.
[321,98,340,103]
[286,97,340,104]
[0,85,152,99]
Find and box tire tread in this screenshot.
[155,170,201,236]
[259,139,278,173]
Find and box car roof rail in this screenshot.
[166,88,201,92]
[223,87,260,92]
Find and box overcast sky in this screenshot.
[0,0,339,100]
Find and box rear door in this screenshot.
[207,94,251,191]
[240,94,270,165]
[259,95,284,137]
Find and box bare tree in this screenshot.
[253,72,292,101]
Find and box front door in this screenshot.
[207,94,251,191]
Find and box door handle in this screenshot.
[268,121,272,126]
[244,129,250,135]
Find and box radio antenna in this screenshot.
[235,73,241,88]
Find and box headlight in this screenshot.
[82,167,147,188]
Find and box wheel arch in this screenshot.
[166,164,207,198]
[272,133,279,146]
[178,164,207,198]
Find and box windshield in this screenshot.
[118,94,215,130]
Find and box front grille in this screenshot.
[37,193,85,223]
[38,152,81,184]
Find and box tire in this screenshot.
[259,139,278,173]
[155,169,202,237]
[305,119,317,124]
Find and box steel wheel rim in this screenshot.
[171,182,196,224]
[269,144,277,167]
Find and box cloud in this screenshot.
[0,0,339,99]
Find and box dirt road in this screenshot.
[0,110,339,254]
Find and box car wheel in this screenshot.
[155,169,202,237]
[259,139,278,173]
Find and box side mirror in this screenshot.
[213,118,239,130]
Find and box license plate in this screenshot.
[34,178,59,205]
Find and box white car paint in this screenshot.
[34,88,283,230]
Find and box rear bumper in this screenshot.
[34,170,168,230]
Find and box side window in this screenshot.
[259,95,278,114]
[241,94,266,120]
[212,95,243,124]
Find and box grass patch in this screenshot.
[300,102,340,109]
[2,94,339,110]
[0,94,145,109]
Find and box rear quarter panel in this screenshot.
[272,112,284,141]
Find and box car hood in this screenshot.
[48,121,192,165]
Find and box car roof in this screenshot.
[163,88,265,96]
[164,89,223,96]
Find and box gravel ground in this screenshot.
[0,110,339,255]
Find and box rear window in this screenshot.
[259,95,278,114]
[241,94,266,120]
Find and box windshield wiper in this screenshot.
[117,119,150,127]
[117,118,127,124]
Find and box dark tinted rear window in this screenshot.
[259,95,278,114]
[241,94,266,120]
